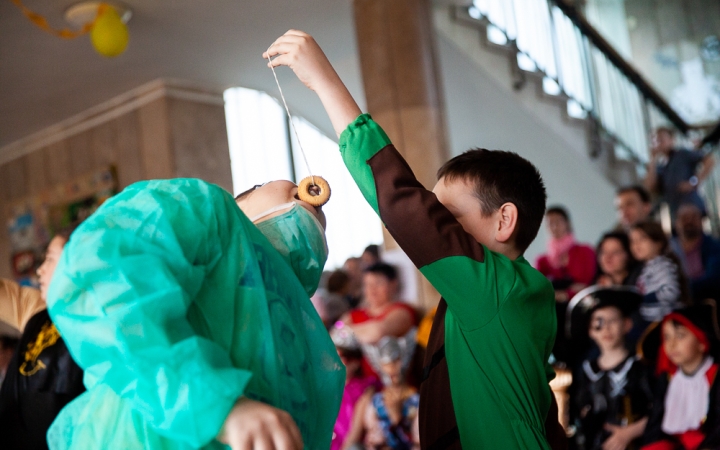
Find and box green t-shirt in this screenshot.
[339,114,557,448]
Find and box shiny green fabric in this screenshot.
[46,179,344,449]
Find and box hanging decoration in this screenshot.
[10,1,130,58]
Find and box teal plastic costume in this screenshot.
[45,179,344,449]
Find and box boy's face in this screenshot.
[36,236,68,301]
[662,321,706,370]
[588,306,629,351]
[432,177,502,251]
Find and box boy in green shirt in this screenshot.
[267,30,563,449]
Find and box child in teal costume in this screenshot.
[266,31,565,449]
[46,178,344,449]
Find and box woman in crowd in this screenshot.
[595,231,641,287]
[0,225,85,450]
[344,263,416,346]
[629,222,690,327]
[536,206,596,366]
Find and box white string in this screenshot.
[266,47,315,186]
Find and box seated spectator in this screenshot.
[347,337,419,450]
[595,231,641,287]
[642,304,720,449]
[615,185,653,232]
[330,322,380,450]
[571,289,653,450]
[361,244,381,269]
[630,222,689,326]
[670,203,720,302]
[0,227,85,449]
[344,257,363,308]
[345,263,416,345]
[322,270,354,328]
[536,206,596,365]
[644,127,715,222]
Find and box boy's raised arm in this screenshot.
[269,32,506,328]
[265,30,361,137]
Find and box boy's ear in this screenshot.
[495,202,518,244]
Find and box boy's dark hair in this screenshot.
[437,149,547,252]
[616,185,651,204]
[363,262,398,282]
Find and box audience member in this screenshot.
[630,222,689,327]
[344,257,364,307]
[345,263,416,345]
[615,185,653,231]
[670,203,720,302]
[642,304,720,449]
[330,322,380,450]
[347,337,420,450]
[361,244,381,269]
[572,290,652,450]
[322,270,354,328]
[0,226,85,450]
[536,206,596,365]
[644,127,715,221]
[0,335,19,386]
[595,231,641,287]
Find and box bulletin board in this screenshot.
[5,166,117,286]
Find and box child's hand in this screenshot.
[264,30,338,93]
[263,30,362,136]
[219,398,304,450]
[602,424,633,450]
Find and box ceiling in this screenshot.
[0,0,366,149]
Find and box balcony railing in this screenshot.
[455,0,689,168]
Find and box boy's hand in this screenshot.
[264,30,362,137]
[264,30,337,93]
[219,398,304,450]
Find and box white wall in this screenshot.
[435,24,619,262]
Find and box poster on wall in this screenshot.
[5,166,117,286]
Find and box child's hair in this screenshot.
[437,149,547,252]
[363,262,398,282]
[632,221,691,305]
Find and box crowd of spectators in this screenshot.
[533,126,720,450]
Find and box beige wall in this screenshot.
[0,81,232,279]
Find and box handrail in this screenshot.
[552,0,689,134]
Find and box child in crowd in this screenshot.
[348,337,420,450]
[572,288,653,450]
[630,222,689,325]
[267,30,564,448]
[331,322,380,450]
[642,304,720,449]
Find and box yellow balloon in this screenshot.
[90,5,129,58]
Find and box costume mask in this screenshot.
[252,202,328,296]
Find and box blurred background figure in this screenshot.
[644,127,715,223]
[670,203,720,303]
[330,322,380,450]
[0,334,19,386]
[344,257,364,308]
[536,206,596,366]
[361,245,381,269]
[595,231,641,287]
[345,337,419,450]
[615,186,653,232]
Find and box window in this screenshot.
[224,87,383,269]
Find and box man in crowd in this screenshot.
[670,202,720,302]
[644,127,715,221]
[614,185,652,231]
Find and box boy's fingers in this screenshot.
[267,54,293,68]
[284,417,304,449]
[284,29,309,37]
